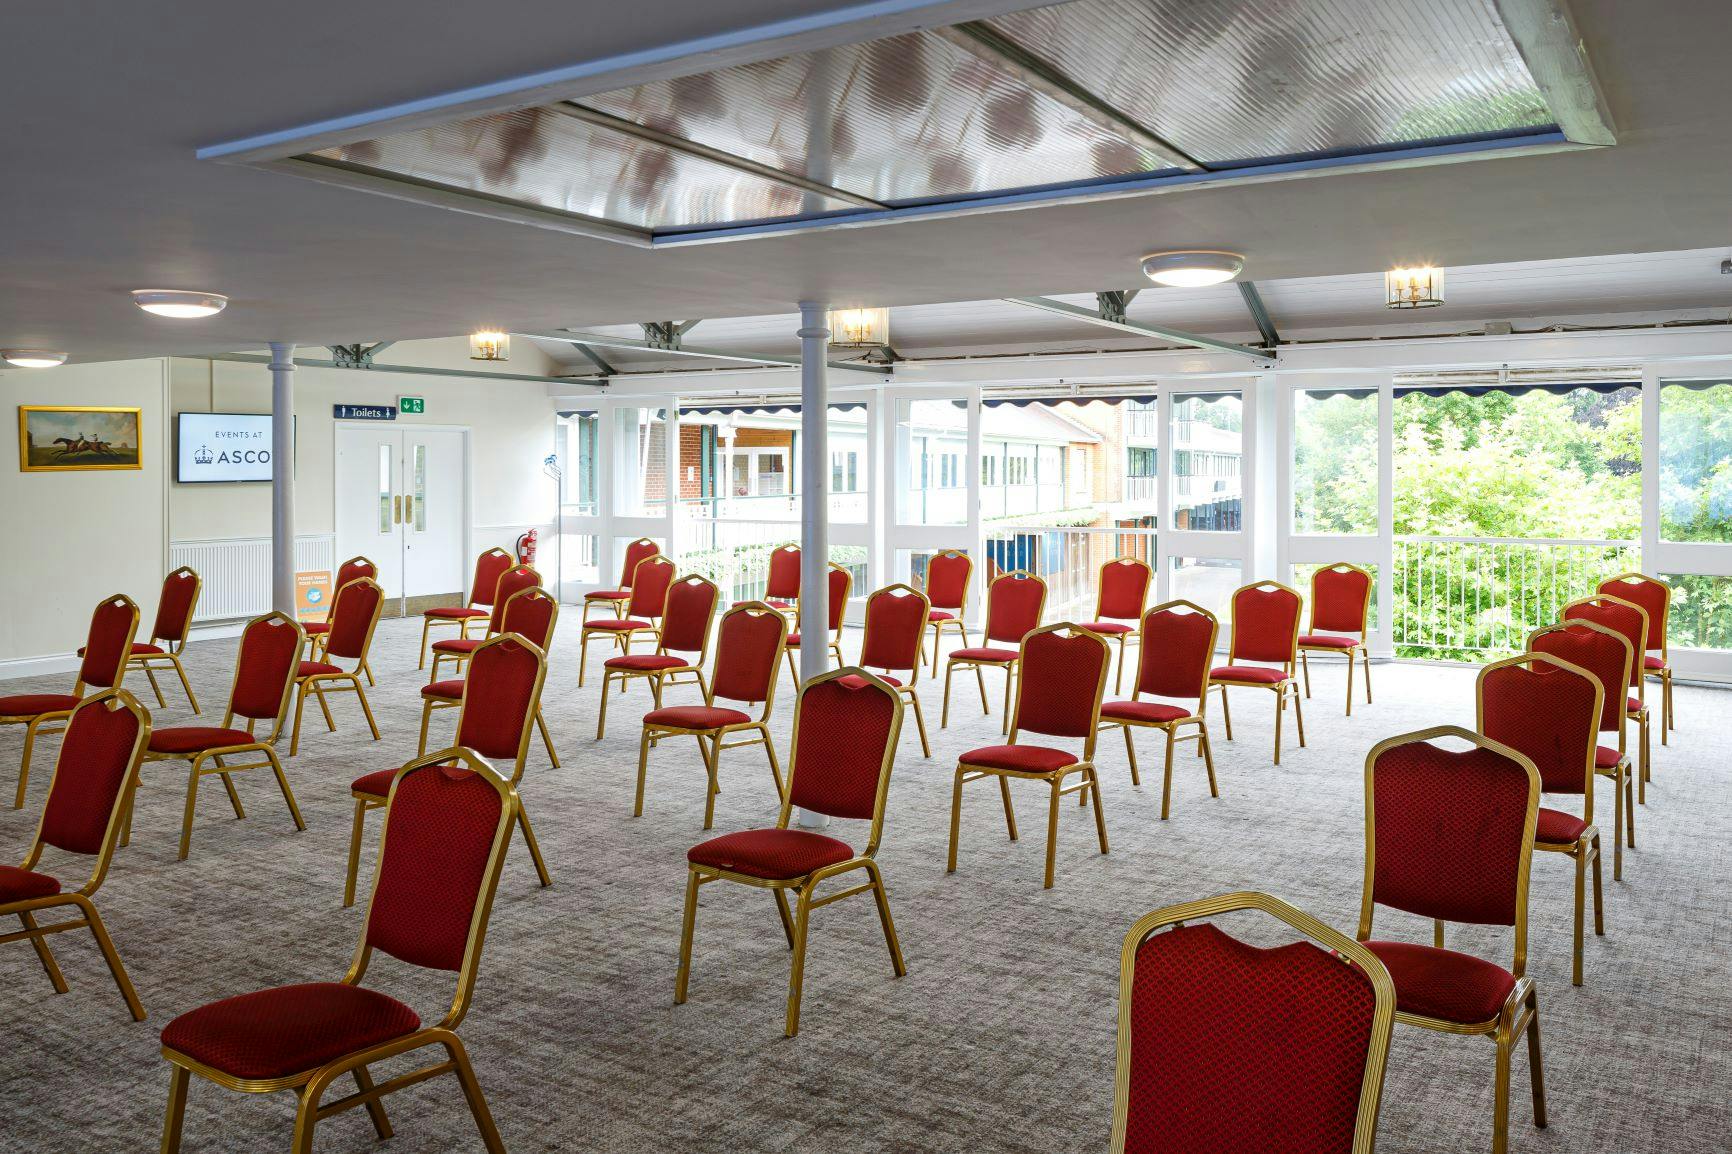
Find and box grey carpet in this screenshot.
[1,616,1728,1153]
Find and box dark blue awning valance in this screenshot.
[676,401,867,417]
[1393,380,1639,398]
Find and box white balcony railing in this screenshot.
[982,525,1158,622]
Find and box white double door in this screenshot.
[335,423,467,604]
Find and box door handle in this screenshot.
[404,495,414,526]
[393,495,402,524]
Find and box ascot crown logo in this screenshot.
[194,445,214,465]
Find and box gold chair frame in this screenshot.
[1563,593,1652,802]
[947,623,1110,890]
[309,556,378,685]
[1599,571,1674,742]
[420,587,560,768]
[1297,561,1374,716]
[418,546,512,669]
[675,666,907,1037]
[783,563,851,682]
[129,566,204,712]
[1090,555,1152,695]
[857,583,934,758]
[940,569,1047,733]
[289,577,384,756]
[161,748,517,1154]
[582,537,660,623]
[1208,580,1307,765]
[1097,600,1218,819]
[919,549,974,676]
[595,575,716,741]
[578,555,673,687]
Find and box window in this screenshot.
[1659,380,1732,543]
[897,398,968,524]
[1171,556,1241,622]
[615,407,668,517]
[1292,387,1377,535]
[831,449,860,493]
[1661,573,1732,650]
[981,454,997,486]
[1127,447,1157,477]
[557,412,599,514]
[1171,394,1242,532]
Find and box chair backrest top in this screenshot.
[1228,581,1302,665]
[924,549,972,611]
[784,668,902,833]
[1113,892,1393,1154]
[860,584,929,675]
[1562,595,1646,689]
[711,602,787,706]
[79,594,141,690]
[229,612,305,723]
[1476,653,1601,798]
[1014,624,1110,741]
[500,586,559,652]
[35,689,150,865]
[765,543,802,599]
[336,555,378,590]
[1135,600,1218,703]
[1529,619,1631,732]
[152,567,202,644]
[626,555,676,618]
[660,575,719,657]
[1596,572,1669,651]
[984,569,1046,645]
[1309,564,1372,635]
[469,547,516,608]
[618,538,661,586]
[454,634,546,770]
[1096,556,1152,622]
[326,577,384,661]
[484,566,540,633]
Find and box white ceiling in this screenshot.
[2,0,1730,365]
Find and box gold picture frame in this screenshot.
[19,406,143,471]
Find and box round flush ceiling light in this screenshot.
[131,289,229,319]
[1140,250,1245,288]
[2,349,68,368]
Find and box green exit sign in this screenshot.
[398,396,425,414]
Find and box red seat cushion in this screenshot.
[1100,700,1191,725]
[1083,620,1134,635]
[148,726,258,754]
[1643,655,1666,671]
[0,693,80,717]
[584,618,652,632]
[839,673,902,689]
[1299,634,1360,649]
[687,828,855,880]
[950,646,1019,663]
[784,633,802,646]
[1536,806,1588,845]
[605,653,688,672]
[297,660,341,678]
[644,705,751,730]
[423,606,485,620]
[0,864,61,904]
[420,679,464,700]
[351,767,398,797]
[958,744,1079,773]
[160,982,421,1080]
[1594,745,1624,770]
[927,609,956,622]
[1210,664,1290,685]
[765,598,797,609]
[1362,940,1516,1025]
[302,622,330,636]
[1626,696,1643,714]
[78,642,165,656]
[585,589,630,602]
[431,638,483,656]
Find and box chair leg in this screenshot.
[772,888,795,948]
[362,659,375,688]
[674,870,702,1004]
[1160,731,1177,820]
[160,1065,191,1154]
[1042,778,1062,889]
[417,700,435,757]
[577,633,591,686]
[353,681,380,742]
[517,804,552,887]
[1122,725,1140,786]
[15,717,43,809]
[536,708,560,767]
[1493,1026,1513,1154]
[1610,769,1624,881]
[1113,636,1127,695]
[1526,990,1548,1128]
[907,690,932,758]
[1293,683,1306,747]
[595,672,614,739]
[1591,834,1605,936]
[1362,646,1374,704]
[344,799,367,908]
[946,768,966,873]
[1344,649,1355,717]
[1200,723,1219,796]
[418,618,434,669]
[80,898,145,1020]
[143,663,168,709]
[289,683,310,757]
[1572,848,1586,987]
[865,860,907,977]
[169,656,200,714]
[700,735,722,830]
[19,910,68,993]
[1001,665,1014,734]
[1300,650,1312,698]
[941,661,955,728]
[1273,688,1284,766]
[178,761,203,862]
[265,749,306,833]
[783,648,799,685]
[761,726,784,802]
[1218,686,1233,740]
[633,729,654,817]
[1087,767,1109,856]
[785,885,816,1037]
[978,661,991,716]
[444,1035,509,1154]
[353,1066,393,1140]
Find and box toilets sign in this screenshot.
[333,403,397,421]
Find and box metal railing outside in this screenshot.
[982,525,1158,621]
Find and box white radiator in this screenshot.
[169,535,336,621]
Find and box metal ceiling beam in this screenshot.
[513,329,888,375]
[930,23,1203,173]
[325,340,397,368]
[1003,296,1275,366]
[568,342,618,376]
[1492,0,1616,146]
[553,103,889,210]
[211,352,604,387]
[1237,282,1281,349]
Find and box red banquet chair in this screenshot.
[1477,651,1606,986]
[306,555,377,682]
[579,554,675,686]
[1083,555,1151,694]
[583,537,660,623]
[2,689,151,1021]
[81,566,202,712]
[159,748,517,1154]
[1597,572,1675,740]
[784,563,851,681]
[852,583,934,757]
[421,585,561,766]
[289,576,384,756]
[941,569,1046,730]
[136,612,307,861]
[635,602,786,829]
[418,546,513,669]
[429,563,540,683]
[677,667,906,1037]
[1528,619,1637,879]
[1356,726,1547,1154]
[1209,580,1306,765]
[763,542,801,613]
[920,548,973,675]
[596,574,717,741]
[3,593,139,810]
[1299,562,1374,716]
[948,623,1110,890]
[347,634,551,907]
[1098,600,1219,819]
[1109,891,1396,1154]
[1563,594,1652,799]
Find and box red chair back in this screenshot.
[860,584,929,675]
[152,567,201,645]
[925,550,971,612]
[1228,581,1302,665]
[1096,557,1151,622]
[660,576,719,656]
[1597,573,1669,653]
[1364,729,1537,929]
[1563,596,1645,690]
[711,603,786,705]
[765,544,802,600]
[1477,653,1601,797]
[36,690,150,858]
[1309,564,1371,634]
[469,547,516,609]
[1114,894,1393,1154]
[804,564,851,633]
[984,570,1046,646]
[335,555,378,591]
[618,538,661,587]
[229,613,305,723]
[79,595,141,690]
[1013,625,1109,742]
[625,555,676,619]
[500,587,558,651]
[455,635,546,767]
[325,577,384,661]
[1134,601,1218,703]
[1530,621,1631,732]
[364,753,513,974]
[786,671,900,823]
[485,566,540,633]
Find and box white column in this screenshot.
[269,342,296,615]
[1376,372,1396,659]
[796,301,830,831]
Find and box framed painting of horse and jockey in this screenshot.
[18,405,143,471]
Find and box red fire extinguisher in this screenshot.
[516,528,538,565]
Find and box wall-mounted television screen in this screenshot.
[176,412,286,483]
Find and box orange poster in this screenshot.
[295,570,332,624]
